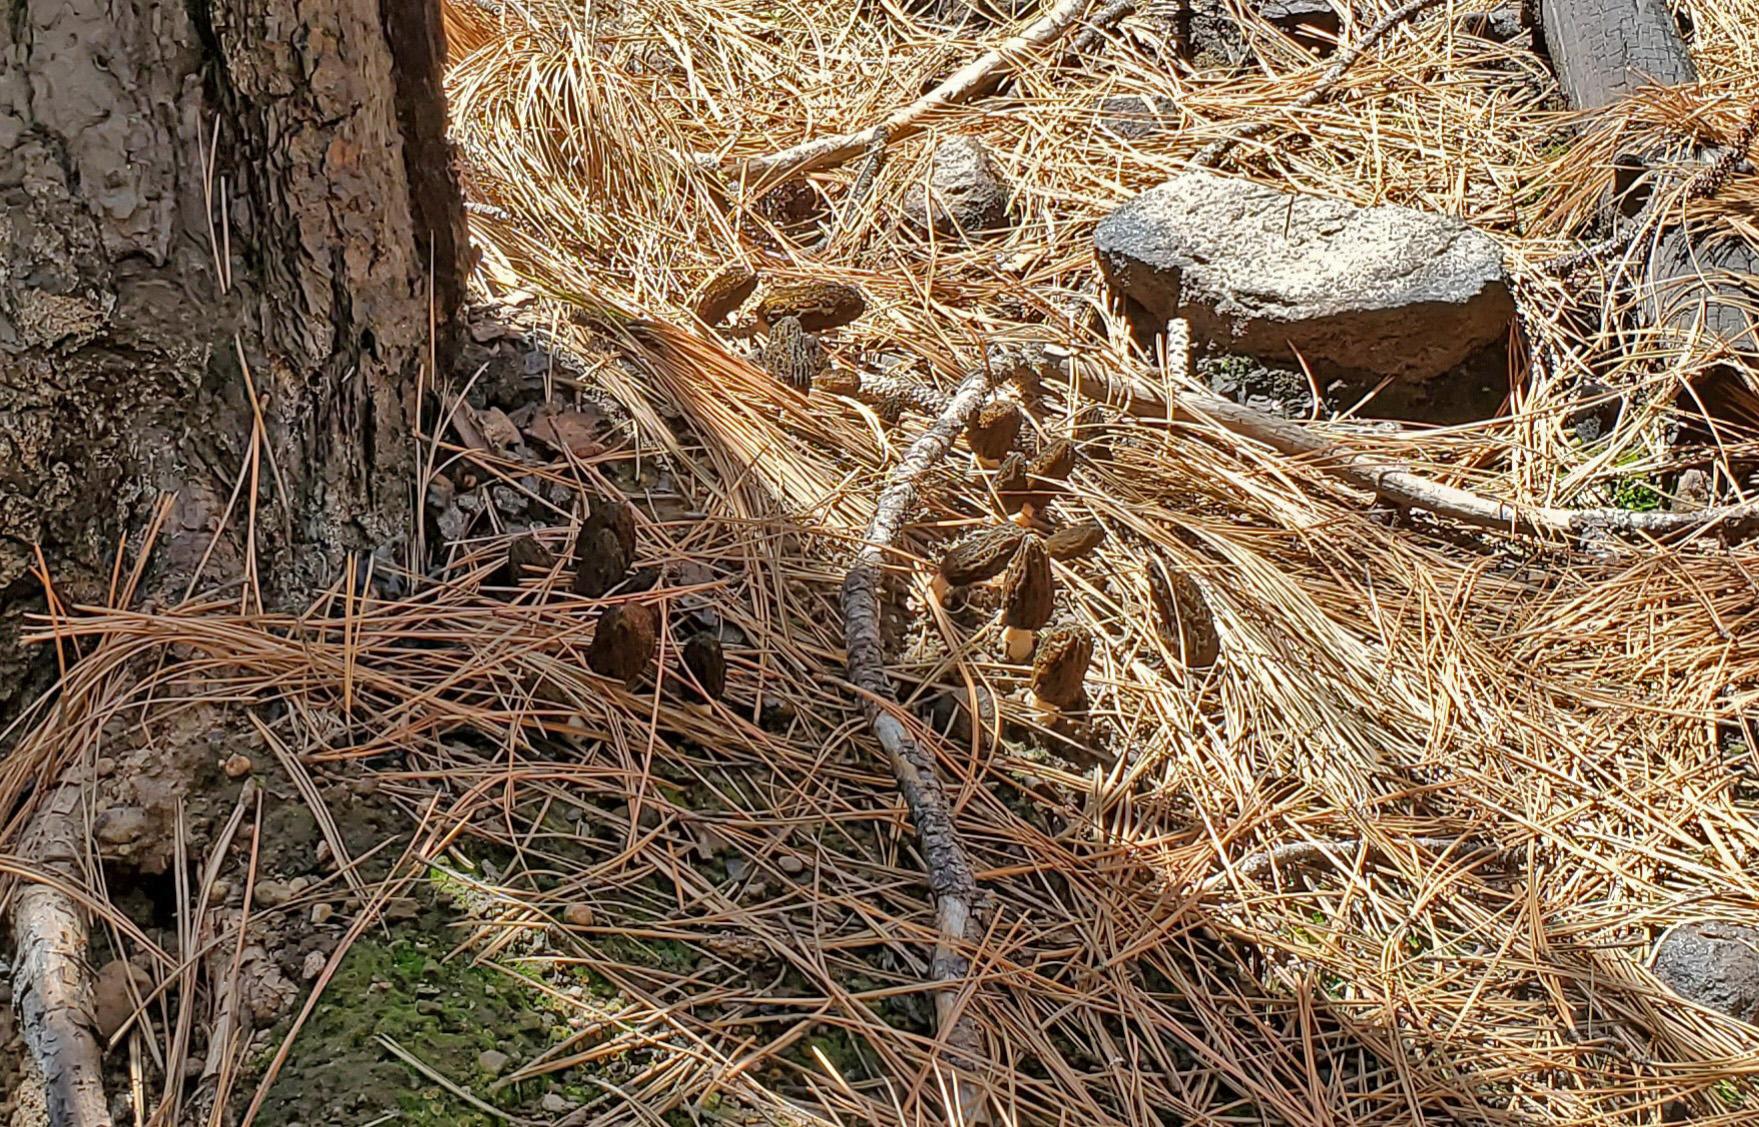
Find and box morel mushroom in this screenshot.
[588,603,658,684]
[1030,438,1077,482]
[932,525,1025,603]
[1044,520,1105,562]
[1029,625,1094,713]
[999,535,1055,660]
[965,399,1022,467]
[755,280,867,333]
[681,633,727,703]
[496,533,556,591]
[761,315,825,392]
[692,264,759,326]
[573,498,637,598]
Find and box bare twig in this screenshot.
[842,366,995,1124]
[10,780,113,1127]
[734,0,1110,187]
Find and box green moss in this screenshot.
[1612,476,1662,512]
[248,890,592,1127]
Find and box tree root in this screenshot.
[841,367,995,1124]
[10,780,113,1127]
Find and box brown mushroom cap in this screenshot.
[755,281,867,333]
[761,315,825,391]
[498,533,556,589]
[588,497,637,560]
[965,399,1023,461]
[588,603,658,684]
[994,452,1033,513]
[1148,561,1220,667]
[1044,521,1105,562]
[681,633,727,702]
[692,265,759,325]
[938,526,1026,587]
[1000,536,1055,630]
[1029,438,1077,482]
[1030,625,1094,709]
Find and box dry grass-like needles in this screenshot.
[10,0,1759,1123]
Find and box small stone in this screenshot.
[209,878,233,902]
[1673,468,1711,512]
[726,857,750,881]
[94,757,117,779]
[906,135,1010,238]
[301,951,327,981]
[384,897,421,921]
[478,1049,511,1077]
[221,754,253,779]
[1652,919,1759,1023]
[1260,0,1342,50]
[541,1093,571,1114]
[315,840,334,866]
[311,903,336,926]
[93,806,150,847]
[253,879,294,909]
[92,960,152,1040]
[562,903,594,928]
[778,854,805,876]
[1097,94,1177,140]
[288,876,311,894]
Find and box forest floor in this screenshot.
[9,0,1759,1124]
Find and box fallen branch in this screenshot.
[735,0,1117,187]
[1076,361,1759,539]
[841,366,995,1124]
[10,780,113,1127]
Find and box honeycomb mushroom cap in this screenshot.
[588,603,658,683]
[1000,536,1055,630]
[965,399,1023,461]
[682,633,728,702]
[1030,625,1094,709]
[938,526,1026,587]
[1044,521,1105,561]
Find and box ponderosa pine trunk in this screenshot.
[1,3,464,1123]
[0,0,466,712]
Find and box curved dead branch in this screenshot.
[841,367,994,1124]
[735,0,1118,188]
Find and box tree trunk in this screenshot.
[1536,0,1759,353]
[0,0,465,708]
[1,1,463,1121]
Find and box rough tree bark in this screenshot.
[1,1,464,1121]
[1535,0,1759,352]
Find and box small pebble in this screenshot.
[310,903,335,926]
[562,903,594,928]
[478,1049,510,1076]
[221,754,253,779]
[315,841,333,866]
[541,1093,571,1114]
[209,878,233,902]
[778,854,805,876]
[301,951,326,981]
[725,857,750,881]
[93,806,150,847]
[253,879,294,909]
[288,876,311,894]
[94,757,117,778]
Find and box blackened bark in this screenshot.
[1536,0,1759,352]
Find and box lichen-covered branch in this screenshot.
[10,781,113,1127]
[841,367,994,1123]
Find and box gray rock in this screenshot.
[1094,171,1513,382]
[93,806,150,847]
[906,136,1009,237]
[1455,3,1527,43]
[1261,0,1341,48]
[1098,95,1178,141]
[477,1049,511,1076]
[1652,919,1759,1022]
